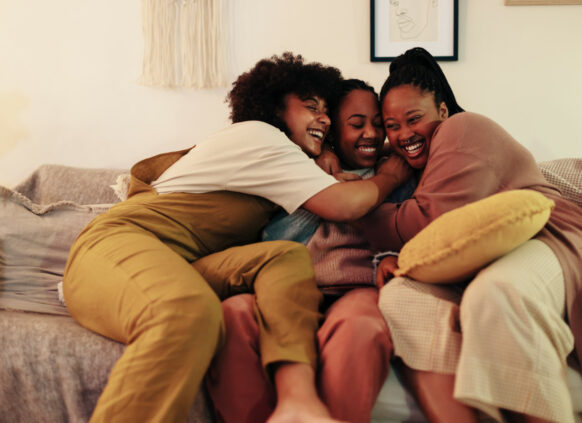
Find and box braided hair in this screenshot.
[379,47,464,116]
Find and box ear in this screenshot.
[438,101,449,120]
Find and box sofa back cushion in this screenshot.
[1,165,127,315]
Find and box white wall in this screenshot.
[1,0,582,187]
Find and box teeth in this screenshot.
[307,129,324,140]
[404,141,423,154]
[358,146,377,153]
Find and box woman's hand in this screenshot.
[376,154,413,186]
[376,255,399,288]
[316,147,342,175]
[334,172,362,182]
[315,147,361,182]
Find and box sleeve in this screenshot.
[152,121,338,213]
[225,123,338,213]
[359,114,504,251]
[261,209,321,245]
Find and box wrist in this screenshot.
[375,172,399,192]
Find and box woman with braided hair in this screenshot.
[367,47,582,423]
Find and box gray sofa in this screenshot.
[1,160,581,423]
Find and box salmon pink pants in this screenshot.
[205,287,392,423]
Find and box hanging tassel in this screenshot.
[140,0,178,87]
[180,0,227,88]
[141,0,226,89]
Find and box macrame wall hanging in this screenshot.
[140,0,227,88]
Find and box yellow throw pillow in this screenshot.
[394,189,554,284]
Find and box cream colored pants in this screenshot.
[379,240,575,422]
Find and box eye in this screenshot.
[385,123,399,131]
[350,123,364,129]
[408,115,421,124]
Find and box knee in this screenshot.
[378,278,409,324]
[345,314,391,348]
[322,310,392,354]
[214,295,262,366]
[222,294,254,320]
[270,239,310,256]
[153,291,224,344]
[267,241,314,276]
[460,274,514,327]
[221,294,258,337]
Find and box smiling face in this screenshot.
[279,94,330,157]
[334,89,384,170]
[382,84,448,169]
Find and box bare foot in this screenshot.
[267,362,348,423]
[267,399,347,423]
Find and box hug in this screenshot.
[5,47,581,423]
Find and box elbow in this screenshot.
[301,182,376,222]
[324,203,369,222]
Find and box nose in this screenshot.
[397,126,414,142]
[317,111,331,126]
[363,122,381,140]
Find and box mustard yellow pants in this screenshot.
[63,193,322,423]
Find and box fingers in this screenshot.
[334,172,362,182]
[376,267,387,289]
[376,256,399,288]
[315,149,342,175]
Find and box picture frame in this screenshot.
[505,0,582,4]
[370,0,459,62]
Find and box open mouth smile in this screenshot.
[307,129,325,140]
[357,145,378,153]
[356,143,379,155]
[401,138,425,157]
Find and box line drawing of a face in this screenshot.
[389,0,438,41]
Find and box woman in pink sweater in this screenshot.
[370,47,582,423]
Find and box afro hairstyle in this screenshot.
[227,52,344,134]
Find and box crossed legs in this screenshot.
[65,232,331,423]
[379,240,575,423]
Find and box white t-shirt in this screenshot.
[152,121,338,214]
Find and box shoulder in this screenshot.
[437,112,508,137]
[433,112,511,147]
[194,121,294,155]
[223,120,284,138]
[429,112,529,170]
[211,121,296,150]
[438,111,496,131]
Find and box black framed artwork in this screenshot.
[370,0,459,62]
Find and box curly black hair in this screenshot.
[227,52,344,134]
[379,47,464,116]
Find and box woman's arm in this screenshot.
[355,114,511,251]
[302,154,412,222]
[315,146,363,182]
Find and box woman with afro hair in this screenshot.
[62,52,412,423]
